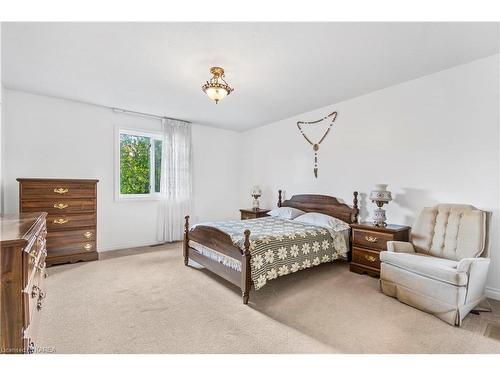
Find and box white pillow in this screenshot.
[267,207,305,220]
[293,212,350,232]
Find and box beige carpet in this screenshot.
[38,243,500,353]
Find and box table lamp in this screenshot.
[369,184,392,227]
[251,186,262,211]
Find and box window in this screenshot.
[117,128,163,200]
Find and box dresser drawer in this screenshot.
[47,228,95,243]
[47,213,96,231]
[20,181,96,199]
[47,239,96,258]
[21,198,96,214]
[23,229,47,287]
[352,228,394,250]
[352,247,381,269]
[24,264,46,327]
[23,273,44,354]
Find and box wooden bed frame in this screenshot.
[183,190,359,304]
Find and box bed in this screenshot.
[183,190,359,304]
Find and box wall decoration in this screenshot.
[297,111,337,178]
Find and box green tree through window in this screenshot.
[119,130,163,196]
[154,139,162,193]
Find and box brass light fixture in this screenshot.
[202,66,234,104]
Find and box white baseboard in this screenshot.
[98,240,165,252]
[486,287,500,301]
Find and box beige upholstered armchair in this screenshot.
[380,204,490,326]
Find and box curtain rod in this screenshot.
[3,88,192,124]
[112,107,191,124]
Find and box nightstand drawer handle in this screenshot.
[53,202,68,209]
[83,243,93,251]
[54,188,69,194]
[83,231,93,239]
[365,235,378,243]
[364,254,377,263]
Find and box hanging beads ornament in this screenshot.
[297,111,337,178]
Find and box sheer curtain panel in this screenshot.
[158,118,192,242]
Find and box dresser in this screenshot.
[350,222,410,277]
[240,208,270,220]
[0,212,47,354]
[17,178,99,266]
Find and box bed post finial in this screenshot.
[241,229,251,305]
[278,190,282,207]
[353,191,359,223]
[183,215,190,266]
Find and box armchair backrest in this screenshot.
[411,204,487,261]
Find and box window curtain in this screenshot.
[158,118,192,242]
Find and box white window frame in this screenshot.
[115,127,163,201]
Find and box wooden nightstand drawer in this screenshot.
[352,247,381,269]
[240,209,270,220]
[352,229,394,250]
[350,222,411,278]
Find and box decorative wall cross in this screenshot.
[297,111,337,178]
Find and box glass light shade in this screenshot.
[205,86,228,102]
[251,185,262,195]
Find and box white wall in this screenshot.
[1,22,4,214]
[240,55,500,298]
[2,90,241,251]
[3,54,499,298]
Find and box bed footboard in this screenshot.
[183,215,252,304]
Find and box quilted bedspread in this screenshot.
[191,217,349,290]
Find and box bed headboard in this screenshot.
[278,190,359,224]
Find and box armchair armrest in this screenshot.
[456,257,490,273]
[386,241,415,253]
[456,257,490,305]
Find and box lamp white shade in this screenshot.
[369,184,392,202]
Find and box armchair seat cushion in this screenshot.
[380,251,468,286]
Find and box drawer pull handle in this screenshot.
[36,236,45,248]
[54,187,69,194]
[83,231,93,239]
[83,243,93,251]
[53,202,68,209]
[31,285,39,298]
[53,218,69,224]
[365,235,378,243]
[36,292,45,311]
[27,341,35,354]
[364,254,377,263]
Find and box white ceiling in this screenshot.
[2,22,499,131]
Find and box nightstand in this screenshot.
[240,208,270,220]
[350,222,410,277]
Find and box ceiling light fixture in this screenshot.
[202,66,234,104]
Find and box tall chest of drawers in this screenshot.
[0,212,47,354]
[17,178,99,266]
